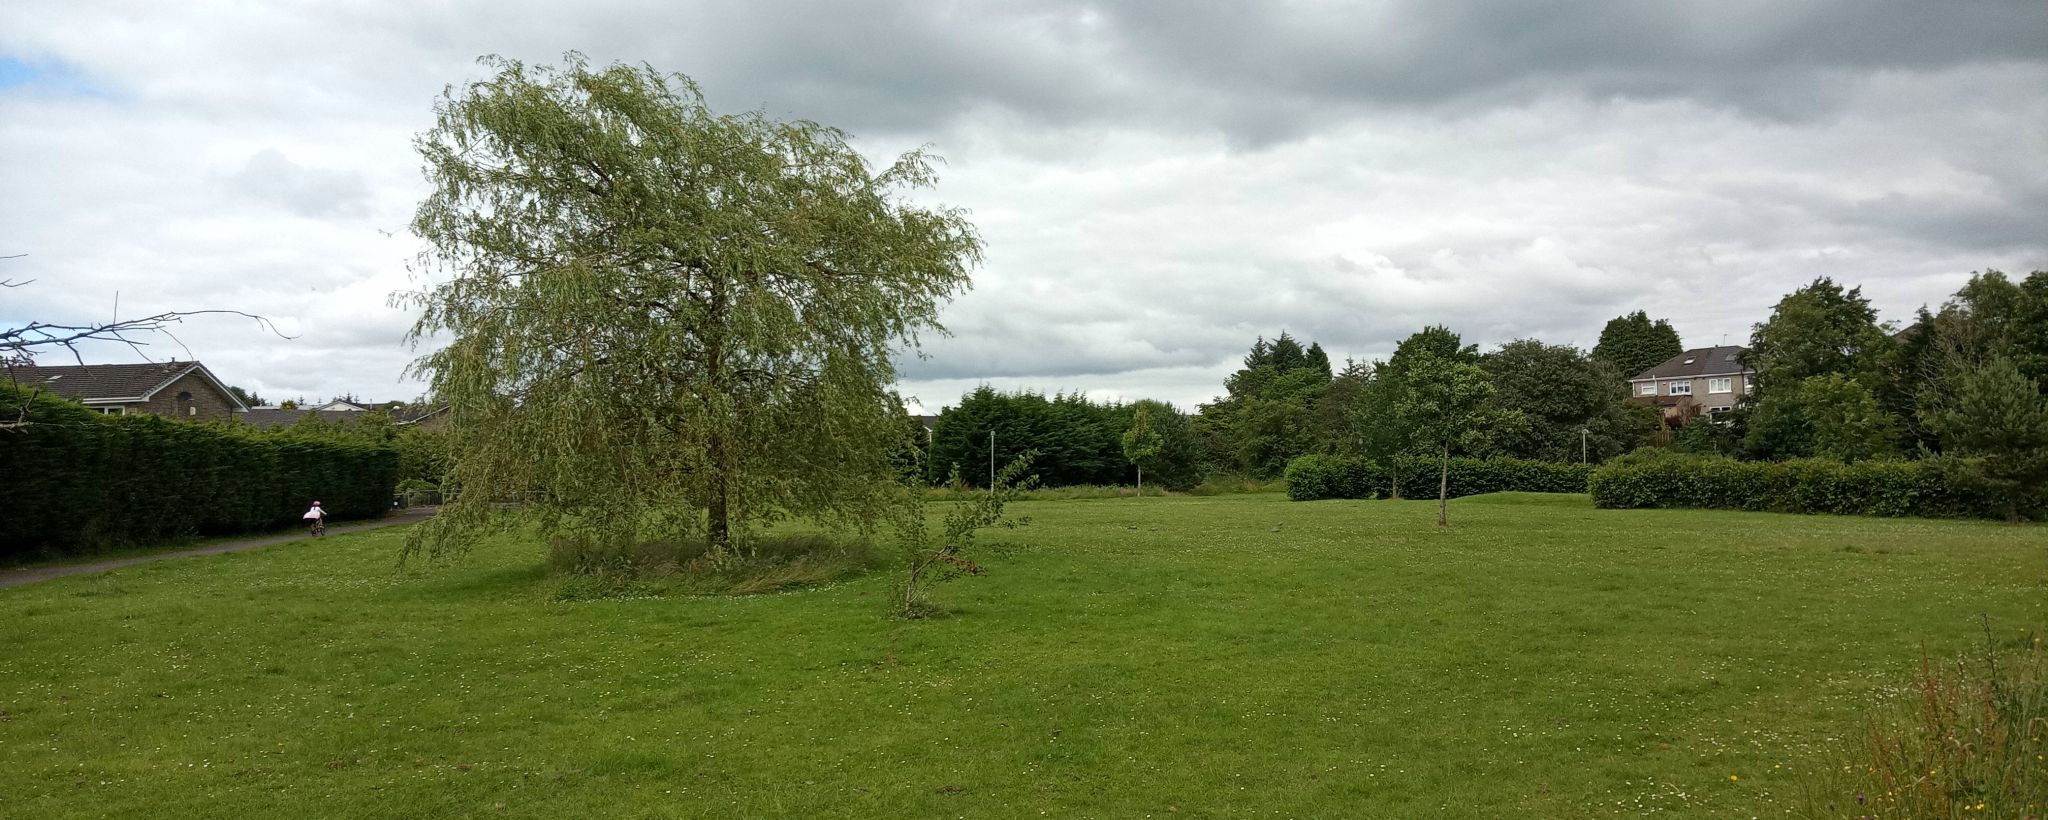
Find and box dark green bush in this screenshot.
[1587,450,2014,520]
[1286,455,1593,501]
[0,384,399,558]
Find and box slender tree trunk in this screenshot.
[1136,466,1143,497]
[708,431,731,553]
[1437,442,1449,528]
[704,281,732,554]
[902,556,929,617]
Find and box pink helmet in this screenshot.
[312,501,322,506]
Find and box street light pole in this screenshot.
[988,430,995,491]
[1581,428,1589,464]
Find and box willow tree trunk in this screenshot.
[1437,443,1450,527]
[708,432,732,552]
[705,284,732,553]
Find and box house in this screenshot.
[1627,346,1755,421]
[241,402,448,431]
[238,408,372,429]
[7,361,249,421]
[312,397,402,412]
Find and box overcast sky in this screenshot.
[3,1,2044,412]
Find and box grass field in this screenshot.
[1,493,2042,818]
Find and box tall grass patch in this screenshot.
[1799,625,2048,818]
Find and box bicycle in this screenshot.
[309,517,326,538]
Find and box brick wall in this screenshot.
[125,372,238,421]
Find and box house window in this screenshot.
[94,406,125,415]
[1666,381,1691,396]
[1709,406,1733,414]
[1637,382,1656,396]
[1708,377,1733,394]
[1743,380,1754,394]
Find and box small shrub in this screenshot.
[896,457,1036,618]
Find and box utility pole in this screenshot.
[1581,428,1589,464]
[988,430,995,491]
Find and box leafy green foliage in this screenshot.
[1742,374,1898,462]
[0,383,397,557]
[1929,270,2048,385]
[1482,339,1655,462]
[1316,326,1485,497]
[1879,308,1943,453]
[1120,400,1165,491]
[1747,277,1895,398]
[1285,454,1593,501]
[895,456,1037,618]
[1920,356,2048,520]
[225,384,266,408]
[928,388,1200,490]
[398,54,979,559]
[1587,451,2011,520]
[1670,412,1745,457]
[1592,310,1684,379]
[1398,351,1521,524]
[1195,331,1333,477]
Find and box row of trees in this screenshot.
[923,386,1202,490]
[1181,327,1660,504]
[925,323,1668,489]
[923,272,2045,509]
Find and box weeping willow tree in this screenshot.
[399,54,981,560]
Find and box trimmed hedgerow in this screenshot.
[1586,451,2015,520]
[0,384,398,558]
[1286,454,1594,501]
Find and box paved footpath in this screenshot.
[0,508,437,590]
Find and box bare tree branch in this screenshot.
[2,275,297,430]
[2,309,294,365]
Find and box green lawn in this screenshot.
[1,493,2043,818]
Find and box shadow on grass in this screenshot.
[545,532,883,601]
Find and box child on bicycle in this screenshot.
[302,500,328,536]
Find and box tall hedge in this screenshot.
[1586,452,2016,520]
[1286,454,1594,501]
[0,385,399,557]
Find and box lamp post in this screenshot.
[1581,428,1589,464]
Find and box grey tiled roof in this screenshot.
[9,361,204,402]
[239,409,367,429]
[241,404,446,429]
[1630,346,1752,381]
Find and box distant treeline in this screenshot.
[922,268,2048,515]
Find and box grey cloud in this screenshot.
[3,0,2045,408]
[569,0,2048,142]
[222,149,373,219]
